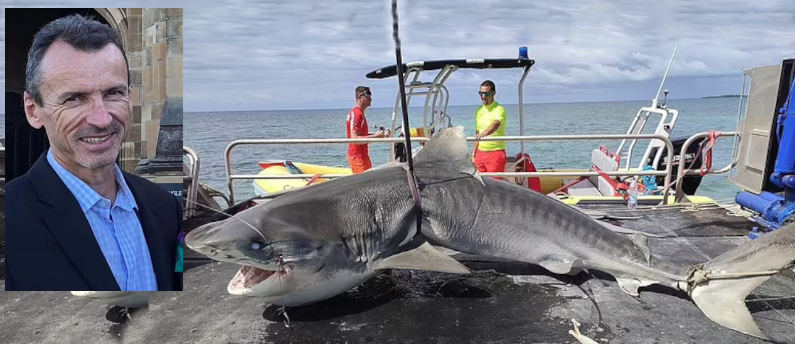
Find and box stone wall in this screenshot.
[121,8,143,172]
[134,8,184,189]
[119,8,183,184]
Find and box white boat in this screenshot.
[243,47,717,208]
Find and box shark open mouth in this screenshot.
[228,266,282,291]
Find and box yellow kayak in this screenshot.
[252,161,352,195]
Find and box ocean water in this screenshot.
[185,97,745,204]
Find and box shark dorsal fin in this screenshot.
[413,126,483,184]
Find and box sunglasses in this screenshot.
[478,91,493,97]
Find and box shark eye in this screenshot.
[251,243,261,250]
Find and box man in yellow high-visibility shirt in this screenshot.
[472,80,507,180]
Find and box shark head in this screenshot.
[186,126,475,306]
[185,202,355,306]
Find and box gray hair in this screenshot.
[25,13,129,106]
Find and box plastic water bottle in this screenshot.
[628,177,638,210]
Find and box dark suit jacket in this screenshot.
[4,153,183,291]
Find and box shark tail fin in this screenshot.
[689,275,771,339]
[688,222,795,340]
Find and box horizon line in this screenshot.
[183,95,739,114]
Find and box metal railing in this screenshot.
[183,146,200,218]
[225,137,428,205]
[223,133,678,205]
[674,131,740,202]
[614,106,679,171]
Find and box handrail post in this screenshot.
[674,131,739,202]
[183,146,200,218]
[518,66,531,155]
[224,141,237,205]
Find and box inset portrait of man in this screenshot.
[4,9,183,292]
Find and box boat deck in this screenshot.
[2,203,794,344]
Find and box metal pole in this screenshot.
[518,66,530,155]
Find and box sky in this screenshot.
[1,0,794,112]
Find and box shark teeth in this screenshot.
[80,134,112,144]
[229,266,276,291]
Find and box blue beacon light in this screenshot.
[519,46,528,60]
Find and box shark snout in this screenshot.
[184,224,209,248]
[185,220,283,270]
[186,224,235,263]
[184,222,228,250]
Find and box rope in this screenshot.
[401,163,422,211]
[614,198,750,215]
[685,264,791,293]
[699,130,721,176]
[391,0,423,237]
[391,0,414,174]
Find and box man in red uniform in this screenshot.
[346,86,389,173]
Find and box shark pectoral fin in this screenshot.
[690,277,768,339]
[373,241,471,275]
[626,233,652,264]
[615,278,655,297]
[539,257,581,275]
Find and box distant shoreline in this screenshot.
[702,94,744,99]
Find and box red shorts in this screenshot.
[474,149,507,180]
[347,154,372,174]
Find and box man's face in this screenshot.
[24,41,130,171]
[360,90,372,107]
[479,85,494,105]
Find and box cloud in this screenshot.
[1,0,793,112]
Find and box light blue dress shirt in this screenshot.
[48,149,158,291]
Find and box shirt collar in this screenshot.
[484,101,499,110]
[47,149,139,213]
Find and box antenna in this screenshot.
[653,42,679,108]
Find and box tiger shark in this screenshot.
[185,126,795,340]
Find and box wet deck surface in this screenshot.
[2,241,794,343]
[577,202,758,237]
[1,203,795,343]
